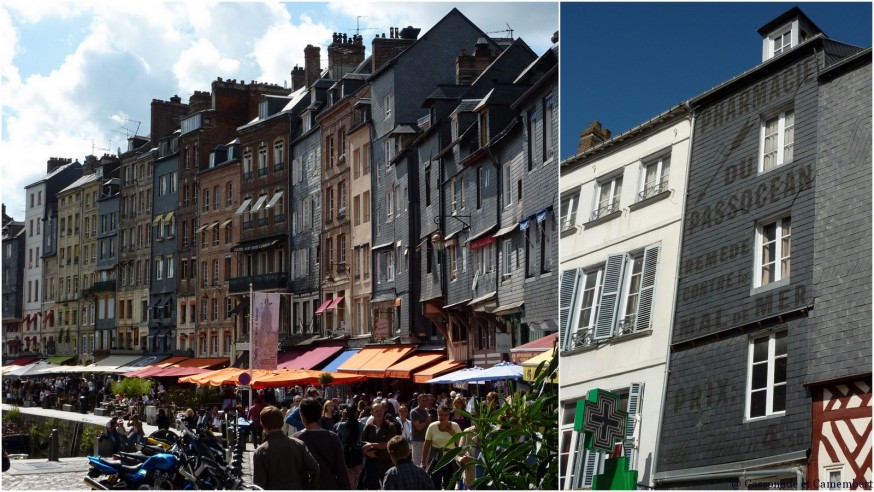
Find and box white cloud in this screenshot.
[0,2,557,219]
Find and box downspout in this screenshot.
[654,467,804,490]
[650,102,694,481]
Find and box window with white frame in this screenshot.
[384,92,392,120]
[560,192,577,232]
[593,174,622,220]
[502,239,512,277]
[543,93,554,161]
[155,258,163,280]
[747,330,787,419]
[755,215,791,287]
[760,109,794,172]
[560,244,660,351]
[639,153,670,201]
[385,188,394,221]
[772,29,792,56]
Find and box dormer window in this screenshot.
[259,100,269,120]
[758,8,821,62]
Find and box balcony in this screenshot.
[243,171,253,181]
[228,272,288,293]
[258,167,268,177]
[91,280,116,293]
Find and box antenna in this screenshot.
[87,138,110,155]
[486,23,514,39]
[351,16,380,36]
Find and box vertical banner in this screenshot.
[251,292,280,370]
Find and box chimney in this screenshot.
[456,37,495,85]
[291,65,305,91]
[188,90,212,113]
[327,32,366,80]
[304,44,321,89]
[372,26,418,72]
[82,154,98,175]
[150,96,189,146]
[46,157,73,174]
[578,121,611,153]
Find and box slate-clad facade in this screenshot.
[654,9,870,488]
[2,208,26,358]
[149,133,180,354]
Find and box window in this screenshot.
[503,162,513,207]
[243,153,253,180]
[560,244,660,351]
[747,330,788,419]
[756,215,791,288]
[273,142,284,171]
[527,110,535,171]
[386,188,394,221]
[560,192,578,231]
[760,109,794,172]
[384,92,392,120]
[593,175,622,220]
[772,29,792,56]
[155,258,163,280]
[424,163,432,206]
[258,146,268,176]
[502,239,512,277]
[639,154,670,201]
[543,94,554,161]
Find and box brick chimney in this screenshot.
[304,45,321,89]
[372,26,419,72]
[188,90,212,113]
[578,121,611,153]
[291,65,305,91]
[327,33,366,80]
[46,157,72,174]
[456,37,495,85]
[150,95,189,146]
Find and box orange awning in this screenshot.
[338,346,415,378]
[412,360,468,384]
[253,369,367,389]
[179,367,277,386]
[385,353,445,379]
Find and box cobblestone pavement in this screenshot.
[2,449,255,490]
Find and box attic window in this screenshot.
[772,30,791,56]
[259,100,269,119]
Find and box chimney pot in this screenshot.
[577,121,612,153]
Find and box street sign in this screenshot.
[575,388,627,453]
[238,373,251,386]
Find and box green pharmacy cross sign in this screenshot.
[575,388,627,453]
[574,388,638,490]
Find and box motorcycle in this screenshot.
[84,451,185,490]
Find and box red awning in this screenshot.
[326,296,344,311]
[278,345,345,370]
[314,299,332,315]
[6,356,40,367]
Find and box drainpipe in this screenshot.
[654,467,804,490]
[650,102,694,480]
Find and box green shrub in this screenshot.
[111,377,153,398]
[80,425,98,455]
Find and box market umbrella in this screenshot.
[252,369,367,389]
[521,348,556,383]
[423,366,485,384]
[459,362,523,383]
[5,361,55,377]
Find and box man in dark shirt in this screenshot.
[253,406,319,490]
[382,436,436,490]
[293,398,350,490]
[410,394,431,467]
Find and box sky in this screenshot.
[560,2,873,159]
[0,1,558,220]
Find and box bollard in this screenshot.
[48,429,60,462]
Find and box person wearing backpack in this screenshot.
[293,398,351,490]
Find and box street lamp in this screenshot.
[432,215,471,251]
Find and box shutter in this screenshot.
[624,382,644,470]
[559,269,580,351]
[635,244,660,332]
[593,253,626,340]
[576,444,600,488]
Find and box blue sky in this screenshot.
[0,2,557,219]
[560,2,873,159]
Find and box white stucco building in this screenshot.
[558,107,691,489]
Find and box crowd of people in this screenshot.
[246,386,503,491]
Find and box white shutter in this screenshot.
[576,444,600,488]
[635,244,660,332]
[593,253,626,340]
[624,383,644,470]
[559,269,580,351]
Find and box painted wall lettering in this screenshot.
[676,285,806,336]
[697,56,816,135]
[682,240,750,275]
[686,163,812,233]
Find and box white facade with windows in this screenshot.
[558,110,690,488]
